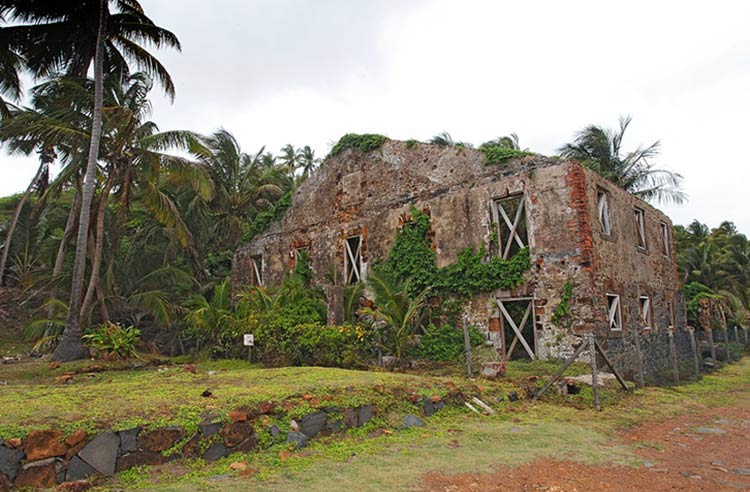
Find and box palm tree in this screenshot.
[196,129,287,250]
[0,14,23,118]
[363,271,430,361]
[1,0,181,361]
[558,116,685,205]
[296,145,320,178]
[429,132,455,147]
[278,144,299,178]
[481,133,523,150]
[0,145,53,286]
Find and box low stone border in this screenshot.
[0,393,453,490]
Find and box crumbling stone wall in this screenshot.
[233,140,683,361]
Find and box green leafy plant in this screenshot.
[411,324,484,361]
[552,281,573,324]
[83,322,141,359]
[183,277,243,357]
[362,271,430,361]
[329,133,389,158]
[682,281,720,327]
[405,139,420,149]
[374,207,530,297]
[244,192,292,241]
[480,145,533,165]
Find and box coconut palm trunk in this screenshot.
[53,0,107,362]
[80,174,115,319]
[0,160,46,286]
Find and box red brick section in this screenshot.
[565,163,595,273]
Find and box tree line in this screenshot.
[1,2,744,363]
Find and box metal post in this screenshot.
[632,328,645,388]
[588,333,601,412]
[707,328,717,369]
[723,326,731,362]
[668,331,680,385]
[688,328,700,379]
[463,321,473,378]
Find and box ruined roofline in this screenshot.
[242,137,674,247]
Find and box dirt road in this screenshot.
[422,405,750,491]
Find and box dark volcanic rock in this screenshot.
[202,443,228,463]
[403,414,424,428]
[66,456,97,481]
[118,427,141,455]
[198,421,222,437]
[286,431,308,450]
[300,411,327,438]
[78,432,120,476]
[0,443,23,481]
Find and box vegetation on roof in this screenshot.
[329,133,389,158]
[480,145,534,165]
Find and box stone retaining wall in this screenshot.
[0,394,452,490]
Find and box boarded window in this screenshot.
[607,294,622,331]
[660,221,670,256]
[490,194,528,259]
[249,255,263,287]
[639,296,652,330]
[344,236,362,284]
[597,189,612,235]
[496,298,536,360]
[634,208,647,249]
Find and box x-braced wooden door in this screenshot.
[496,297,536,361]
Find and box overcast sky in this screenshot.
[2,0,749,231]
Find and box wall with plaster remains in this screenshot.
[233,140,682,361]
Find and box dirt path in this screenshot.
[421,406,750,491]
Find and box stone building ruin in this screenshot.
[232,139,685,362]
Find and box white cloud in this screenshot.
[2,0,748,232]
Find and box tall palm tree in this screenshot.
[0,144,53,286]
[0,14,23,118]
[196,129,287,251]
[278,144,299,178]
[296,145,320,178]
[1,0,181,361]
[558,115,685,205]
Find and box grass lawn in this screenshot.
[98,359,750,492]
[3,353,746,491]
[1,357,575,438]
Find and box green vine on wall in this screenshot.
[551,281,573,324]
[374,207,530,298]
[243,192,292,241]
[329,133,389,158]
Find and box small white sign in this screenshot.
[243,334,254,346]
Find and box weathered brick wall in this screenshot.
[582,169,682,342]
[233,141,683,362]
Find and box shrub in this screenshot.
[251,318,370,368]
[480,145,533,165]
[411,324,484,361]
[83,322,141,359]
